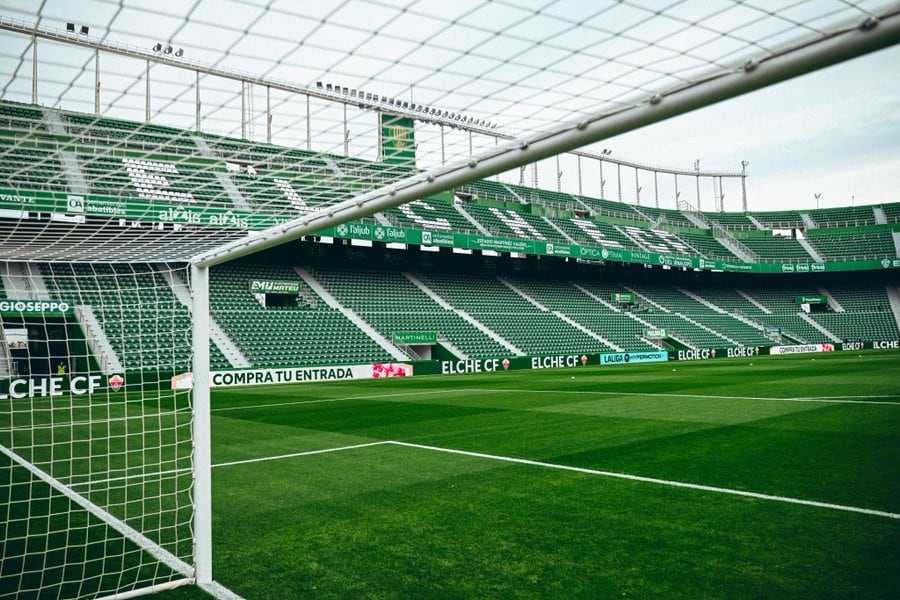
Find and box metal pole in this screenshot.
[468,130,473,156]
[343,103,348,156]
[241,82,246,139]
[599,159,605,199]
[634,167,640,205]
[94,49,100,114]
[577,155,582,196]
[440,125,446,165]
[31,36,37,104]
[191,264,212,586]
[694,159,701,211]
[654,171,659,208]
[556,155,561,192]
[674,174,679,207]
[617,163,622,203]
[195,71,200,132]
[266,85,271,144]
[741,160,749,212]
[306,94,311,151]
[145,59,150,123]
[718,176,724,212]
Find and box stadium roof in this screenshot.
[0,1,898,263]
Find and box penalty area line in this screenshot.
[209,440,900,520]
[390,441,900,520]
[211,441,391,469]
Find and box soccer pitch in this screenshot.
[156,350,899,599]
[6,351,899,598]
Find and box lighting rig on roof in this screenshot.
[152,42,184,57]
[65,22,89,35]
[315,81,498,132]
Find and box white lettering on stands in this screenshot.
[489,208,546,240]
[873,341,899,349]
[399,200,452,231]
[123,158,195,203]
[1,375,102,400]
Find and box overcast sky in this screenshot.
[598,43,900,212]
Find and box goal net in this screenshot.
[0,261,196,598]
[0,2,897,599]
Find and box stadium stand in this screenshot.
[806,231,896,260]
[704,212,758,230]
[40,262,230,370]
[740,235,813,261]
[307,266,512,358]
[1,99,898,369]
[808,206,877,227]
[210,263,393,367]
[752,210,805,229]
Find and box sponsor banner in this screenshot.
[644,328,666,338]
[796,295,827,304]
[871,340,900,350]
[544,242,574,257]
[0,374,119,400]
[611,292,634,303]
[0,188,293,231]
[600,351,668,366]
[3,188,896,274]
[373,225,413,244]
[248,279,302,294]
[440,353,592,375]
[317,219,900,274]
[0,298,74,316]
[673,348,717,361]
[769,343,836,355]
[671,347,763,361]
[393,331,437,345]
[841,341,865,351]
[381,114,417,167]
[208,362,413,388]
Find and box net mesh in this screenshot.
[0,1,897,598]
[0,260,194,598]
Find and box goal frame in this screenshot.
[187,11,900,588]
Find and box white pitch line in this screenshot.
[206,439,900,520]
[448,388,900,406]
[210,441,391,468]
[390,441,900,520]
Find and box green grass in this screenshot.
[195,350,900,598]
[5,351,900,598]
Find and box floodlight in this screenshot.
[80,25,89,35]
[164,45,173,54]
[66,22,75,32]
[174,48,184,57]
[316,81,323,89]
[152,43,162,52]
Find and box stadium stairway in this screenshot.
[404,272,522,356]
[798,238,825,262]
[798,313,842,342]
[75,304,125,374]
[499,278,620,351]
[3,260,124,374]
[294,267,408,361]
[158,265,251,368]
[886,285,900,332]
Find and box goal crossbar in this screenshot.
[191,10,900,269]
